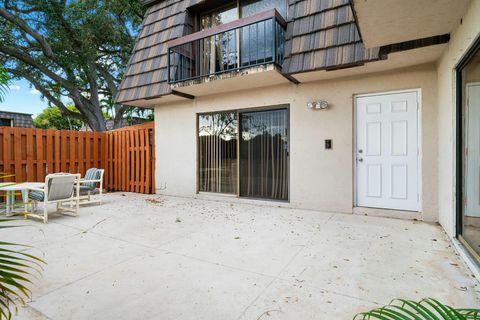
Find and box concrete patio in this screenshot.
[7,193,480,319]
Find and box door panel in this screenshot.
[200,4,239,74]
[458,42,480,261]
[198,113,238,194]
[239,108,289,200]
[356,91,419,211]
[464,84,480,218]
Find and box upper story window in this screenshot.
[200,2,238,30]
[240,0,287,19]
[168,0,288,83]
[199,0,287,31]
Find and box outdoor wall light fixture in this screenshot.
[307,100,329,110]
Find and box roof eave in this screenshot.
[140,0,163,7]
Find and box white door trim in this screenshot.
[353,88,423,212]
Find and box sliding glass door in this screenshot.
[458,39,480,263]
[239,0,287,67]
[200,3,238,75]
[197,107,289,201]
[198,112,238,194]
[197,0,287,71]
[240,109,289,200]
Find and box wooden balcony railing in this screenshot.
[167,9,287,84]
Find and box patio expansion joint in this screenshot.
[86,225,204,251]
[18,304,54,320]
[30,249,151,301]
[235,212,340,320]
[156,248,281,280]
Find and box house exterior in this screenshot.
[0,110,34,128]
[105,116,151,130]
[116,0,480,271]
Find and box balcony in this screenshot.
[167,9,290,96]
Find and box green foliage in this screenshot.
[0,219,45,319]
[0,173,45,319]
[0,67,9,103]
[0,1,145,130]
[354,298,480,320]
[34,105,84,130]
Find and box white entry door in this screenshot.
[356,91,420,211]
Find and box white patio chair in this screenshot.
[76,168,104,205]
[27,173,81,223]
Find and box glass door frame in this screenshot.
[455,36,480,263]
[196,104,290,202]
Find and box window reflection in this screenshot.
[461,49,480,259]
[197,108,289,201]
[240,109,289,200]
[240,0,287,19]
[198,113,238,194]
[200,4,239,74]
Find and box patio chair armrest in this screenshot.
[79,179,102,184]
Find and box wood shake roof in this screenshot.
[115,0,381,104]
[283,0,380,73]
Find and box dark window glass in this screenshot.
[0,118,12,127]
[200,4,239,74]
[239,0,285,66]
[240,19,274,67]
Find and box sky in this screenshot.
[0,78,50,116]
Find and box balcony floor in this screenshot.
[171,64,291,98]
[8,192,480,319]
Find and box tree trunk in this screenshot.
[76,101,107,131]
[113,104,127,129]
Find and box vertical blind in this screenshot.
[240,109,289,200]
[198,113,238,194]
[198,108,289,200]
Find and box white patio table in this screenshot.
[0,182,44,216]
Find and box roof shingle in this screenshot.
[115,0,381,104]
[282,0,379,74]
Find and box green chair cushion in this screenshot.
[29,191,45,202]
[80,185,95,192]
[82,168,100,190]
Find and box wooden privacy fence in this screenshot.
[104,122,155,194]
[0,122,155,194]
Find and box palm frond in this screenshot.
[354,298,480,320]
[0,171,46,319]
[0,68,9,103]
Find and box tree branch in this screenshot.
[0,7,56,60]
[0,43,77,92]
[113,104,128,128]
[4,1,39,14]
[96,63,118,96]
[86,62,99,107]
[5,67,84,121]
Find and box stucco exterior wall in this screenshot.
[437,0,480,237]
[155,64,438,220]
